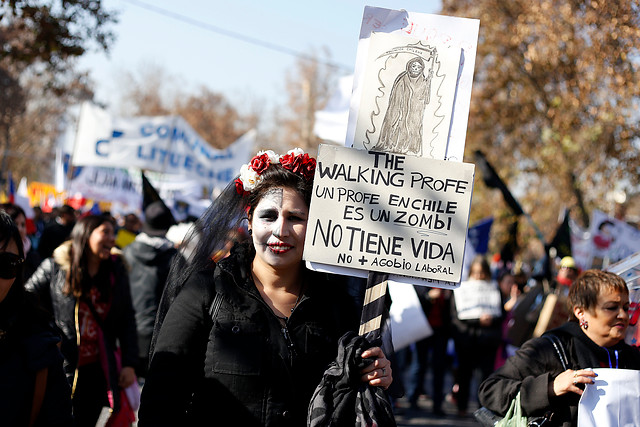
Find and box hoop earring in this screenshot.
[579,318,588,330]
[248,229,252,236]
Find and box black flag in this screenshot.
[141,170,163,210]
[549,209,572,259]
[141,170,176,224]
[500,217,519,265]
[474,150,524,216]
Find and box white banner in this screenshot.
[72,102,255,191]
[67,167,142,208]
[578,369,640,427]
[453,279,502,320]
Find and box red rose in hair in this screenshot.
[301,156,316,180]
[235,178,244,195]
[250,153,271,174]
[279,153,295,170]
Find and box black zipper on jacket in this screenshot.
[280,323,298,365]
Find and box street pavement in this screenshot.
[394,395,481,426]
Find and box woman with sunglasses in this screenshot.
[26,214,139,427]
[0,210,73,426]
[0,203,42,281]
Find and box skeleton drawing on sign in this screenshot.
[371,52,435,156]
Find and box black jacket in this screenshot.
[25,242,139,383]
[478,321,640,426]
[123,233,177,360]
[139,243,359,427]
[0,292,73,426]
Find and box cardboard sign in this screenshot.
[453,279,502,320]
[353,32,462,159]
[346,7,480,162]
[303,144,474,283]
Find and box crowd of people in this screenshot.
[1,148,638,427]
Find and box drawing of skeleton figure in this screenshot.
[371,54,434,156]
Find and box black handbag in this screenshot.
[473,334,569,426]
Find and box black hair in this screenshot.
[0,203,26,222]
[0,210,25,308]
[151,156,315,357]
[64,214,116,298]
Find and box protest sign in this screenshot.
[388,282,433,350]
[586,210,640,269]
[606,252,640,347]
[578,369,640,427]
[72,102,254,192]
[303,144,474,283]
[66,167,141,209]
[353,32,461,160]
[346,7,480,162]
[453,279,502,320]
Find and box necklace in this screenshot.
[276,289,303,325]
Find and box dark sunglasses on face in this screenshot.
[0,252,24,279]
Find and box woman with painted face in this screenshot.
[139,149,393,427]
[0,210,73,426]
[478,269,640,426]
[26,214,138,427]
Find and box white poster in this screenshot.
[347,7,480,162]
[453,279,502,320]
[388,282,433,350]
[578,369,640,427]
[588,210,640,269]
[353,32,461,159]
[304,144,474,283]
[72,102,255,192]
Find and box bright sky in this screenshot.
[78,0,442,112]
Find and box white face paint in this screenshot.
[250,187,309,273]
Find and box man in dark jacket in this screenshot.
[37,204,76,260]
[123,201,177,378]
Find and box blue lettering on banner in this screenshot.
[137,145,151,160]
[140,124,154,137]
[156,125,170,138]
[183,155,194,171]
[96,140,110,157]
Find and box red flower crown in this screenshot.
[235,148,316,196]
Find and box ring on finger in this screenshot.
[573,379,578,385]
[574,371,579,378]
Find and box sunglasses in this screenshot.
[0,252,24,279]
